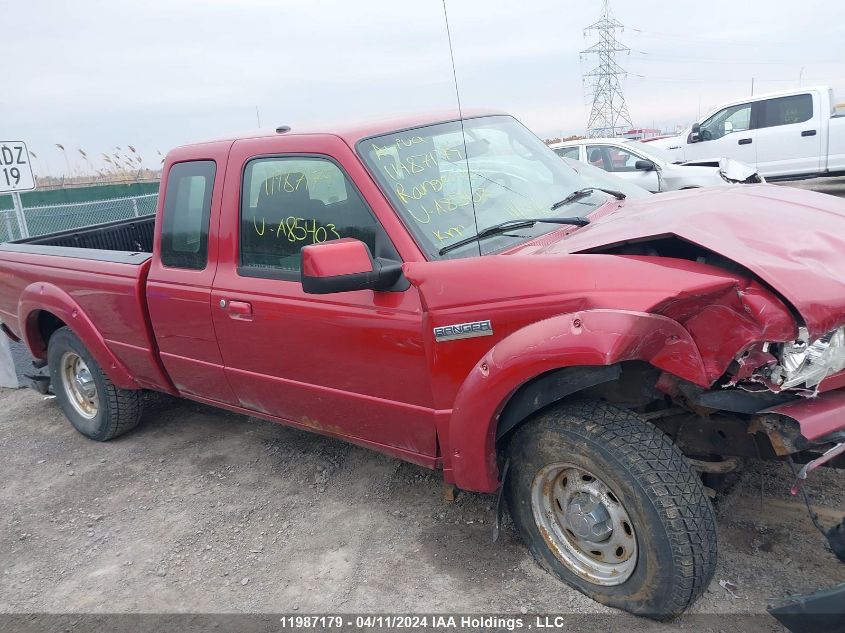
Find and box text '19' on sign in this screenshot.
[0,142,36,193]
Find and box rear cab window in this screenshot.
[160,160,216,269]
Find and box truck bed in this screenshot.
[8,214,155,254]
[0,213,171,394]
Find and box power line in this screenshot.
[627,26,766,46]
[628,73,845,84]
[581,0,632,137]
[628,50,840,66]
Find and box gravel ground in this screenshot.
[0,387,843,631]
[776,174,845,197]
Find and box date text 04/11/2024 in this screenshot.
[275,615,578,629]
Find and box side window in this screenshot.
[586,145,608,169]
[160,160,216,269]
[597,146,641,172]
[760,94,813,128]
[240,157,378,275]
[700,103,752,141]
[554,146,580,160]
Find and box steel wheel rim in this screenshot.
[60,351,99,419]
[530,462,637,586]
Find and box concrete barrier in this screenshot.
[0,336,19,389]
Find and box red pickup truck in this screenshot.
[1,112,844,620]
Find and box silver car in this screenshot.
[560,157,652,199]
[549,137,763,193]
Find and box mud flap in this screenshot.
[493,458,510,543]
[25,373,50,394]
[26,359,51,394]
[768,582,845,633]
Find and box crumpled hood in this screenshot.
[512,184,845,338]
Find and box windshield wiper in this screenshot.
[550,187,626,211]
[438,217,589,256]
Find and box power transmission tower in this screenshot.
[581,0,633,137]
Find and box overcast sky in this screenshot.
[4,0,844,176]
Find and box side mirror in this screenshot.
[301,238,402,294]
[689,122,701,143]
[634,159,656,171]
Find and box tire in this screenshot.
[504,400,717,619]
[47,327,142,441]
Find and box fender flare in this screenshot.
[448,309,708,492]
[17,281,137,389]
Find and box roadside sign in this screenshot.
[0,141,36,193]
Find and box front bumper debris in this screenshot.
[764,388,845,442]
[768,582,845,633]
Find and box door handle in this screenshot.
[801,129,817,137]
[738,138,752,145]
[221,299,252,320]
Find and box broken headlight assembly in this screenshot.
[771,326,845,389]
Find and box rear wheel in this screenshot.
[504,400,717,619]
[47,327,142,441]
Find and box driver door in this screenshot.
[210,136,437,460]
[684,102,758,167]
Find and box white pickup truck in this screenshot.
[649,86,845,179]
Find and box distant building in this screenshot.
[544,135,586,145]
[620,128,663,140]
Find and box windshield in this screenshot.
[358,115,610,259]
[624,140,677,164]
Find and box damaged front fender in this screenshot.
[651,276,797,382]
[448,309,709,492]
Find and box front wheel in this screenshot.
[504,400,717,619]
[47,327,142,441]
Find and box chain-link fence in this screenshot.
[0,193,157,242]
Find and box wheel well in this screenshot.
[493,362,795,466]
[33,310,66,355]
[494,361,662,447]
